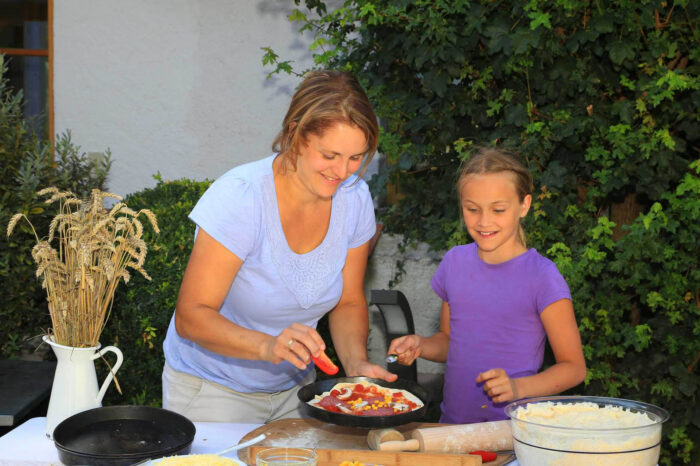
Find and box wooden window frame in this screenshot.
[0,0,53,145]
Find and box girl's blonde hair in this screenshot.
[457,147,534,246]
[272,70,379,178]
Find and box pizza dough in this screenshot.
[308,381,423,416]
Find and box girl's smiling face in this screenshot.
[460,171,532,264]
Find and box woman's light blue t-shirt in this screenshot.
[163,155,376,393]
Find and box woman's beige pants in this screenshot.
[162,361,314,423]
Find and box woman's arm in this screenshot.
[387,300,451,364]
[328,241,397,382]
[479,298,587,402]
[174,228,324,369]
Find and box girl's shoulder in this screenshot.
[523,248,563,274]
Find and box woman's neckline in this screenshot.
[268,155,337,257]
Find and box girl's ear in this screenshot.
[520,194,533,217]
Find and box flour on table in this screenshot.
[264,429,326,448]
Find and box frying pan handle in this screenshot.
[92,345,124,404]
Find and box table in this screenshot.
[0,417,522,466]
[0,360,56,427]
[0,417,263,466]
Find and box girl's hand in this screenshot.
[387,334,423,366]
[262,323,326,370]
[476,368,519,403]
[345,359,398,382]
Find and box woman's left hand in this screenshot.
[476,368,519,403]
[344,359,398,382]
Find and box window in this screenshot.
[0,0,51,139]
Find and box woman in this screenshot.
[162,70,396,423]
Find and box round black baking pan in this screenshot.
[52,405,195,465]
[297,376,430,428]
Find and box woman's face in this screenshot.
[294,122,367,200]
[460,172,532,264]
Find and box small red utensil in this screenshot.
[469,450,498,462]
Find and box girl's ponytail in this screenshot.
[517,224,527,248]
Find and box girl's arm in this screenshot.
[174,228,325,369]
[479,298,587,402]
[387,300,451,364]
[328,242,398,382]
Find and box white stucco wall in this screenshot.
[54,0,320,197]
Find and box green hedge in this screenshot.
[101,176,211,406]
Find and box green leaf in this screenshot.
[288,9,307,22]
[528,11,551,30]
[261,47,279,66]
[608,40,635,65]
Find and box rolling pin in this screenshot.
[367,421,513,453]
[412,420,513,453]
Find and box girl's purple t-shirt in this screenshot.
[431,243,571,423]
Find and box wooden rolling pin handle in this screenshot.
[367,428,404,450]
[378,438,420,451]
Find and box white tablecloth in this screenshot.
[0,417,263,466]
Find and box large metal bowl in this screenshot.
[504,396,669,466]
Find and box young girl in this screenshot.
[387,147,586,423]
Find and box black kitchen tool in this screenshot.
[52,405,195,466]
[297,376,430,428]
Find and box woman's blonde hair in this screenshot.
[272,70,379,178]
[457,147,534,246]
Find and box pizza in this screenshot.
[308,381,423,416]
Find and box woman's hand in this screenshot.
[344,359,398,382]
[476,368,519,403]
[261,323,326,370]
[387,334,423,366]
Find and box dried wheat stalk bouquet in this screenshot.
[7,187,159,347]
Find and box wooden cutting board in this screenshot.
[238,418,514,466]
[247,445,485,466]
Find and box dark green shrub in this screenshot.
[101,176,211,406]
[266,1,700,462]
[0,56,111,358]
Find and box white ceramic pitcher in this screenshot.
[43,335,124,438]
